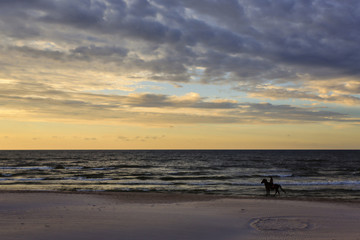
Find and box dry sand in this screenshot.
[0,192,359,240]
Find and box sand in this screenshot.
[0,192,359,240]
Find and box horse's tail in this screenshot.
[279,185,286,193]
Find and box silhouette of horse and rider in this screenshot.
[261,177,286,196]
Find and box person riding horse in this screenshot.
[261,177,286,196]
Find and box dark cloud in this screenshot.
[37,1,107,29]
[71,45,128,60]
[1,0,360,112]
[8,44,128,64]
[9,46,65,61]
[0,0,356,83]
[128,0,156,17]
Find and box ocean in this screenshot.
[1,150,359,200]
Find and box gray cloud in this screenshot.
[1,0,360,128]
[243,102,348,123]
[122,93,239,109]
[235,83,360,105]
[0,81,356,124]
[1,0,359,86]
[71,45,128,60]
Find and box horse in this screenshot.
[261,179,286,196]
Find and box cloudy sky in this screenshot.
[0,0,359,149]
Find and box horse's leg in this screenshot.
[274,187,280,196]
[265,187,270,196]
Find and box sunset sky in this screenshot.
[0,0,359,149]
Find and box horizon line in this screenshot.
[0,149,359,151]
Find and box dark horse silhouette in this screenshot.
[261,178,286,196]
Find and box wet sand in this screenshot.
[0,192,359,240]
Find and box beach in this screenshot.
[0,192,359,240]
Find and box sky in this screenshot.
[0,0,359,149]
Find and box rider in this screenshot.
[270,176,274,189]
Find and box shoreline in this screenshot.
[1,189,360,204]
[1,191,360,239]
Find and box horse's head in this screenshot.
[261,179,267,184]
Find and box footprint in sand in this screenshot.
[250,217,313,231]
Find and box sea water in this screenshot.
[0,150,359,200]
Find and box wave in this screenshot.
[64,167,83,170]
[228,180,360,186]
[0,166,53,170]
[188,182,221,186]
[160,176,232,181]
[0,178,45,181]
[282,180,360,186]
[115,181,175,186]
[90,167,115,170]
[258,173,293,178]
[61,177,113,182]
